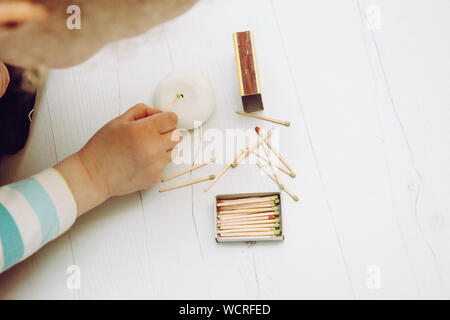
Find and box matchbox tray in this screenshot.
[215,192,284,243]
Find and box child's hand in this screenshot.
[55,104,180,216]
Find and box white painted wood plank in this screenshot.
[164,0,354,299]
[358,0,450,298]
[272,0,449,298]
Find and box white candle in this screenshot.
[153,70,216,130]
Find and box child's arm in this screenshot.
[0,104,179,273]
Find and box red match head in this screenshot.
[268,215,276,219]
[255,127,261,133]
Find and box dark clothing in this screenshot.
[0,64,35,155]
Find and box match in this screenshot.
[161,157,216,182]
[164,93,183,112]
[204,149,244,192]
[217,215,278,226]
[159,174,215,192]
[253,151,295,178]
[219,227,278,235]
[219,223,280,230]
[255,127,293,173]
[218,235,280,240]
[218,212,279,221]
[218,218,280,227]
[219,230,281,237]
[257,163,299,201]
[218,207,278,215]
[217,202,277,210]
[258,129,282,186]
[217,195,278,206]
[236,110,290,127]
[233,128,274,167]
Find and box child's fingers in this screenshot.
[122,103,161,121]
[162,130,182,149]
[146,111,178,133]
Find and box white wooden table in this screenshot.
[1,0,449,299]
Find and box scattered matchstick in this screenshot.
[255,127,293,173]
[253,151,295,178]
[204,149,244,192]
[159,174,215,192]
[257,163,299,202]
[165,93,183,112]
[161,157,216,182]
[233,128,274,167]
[236,110,290,127]
[258,129,282,186]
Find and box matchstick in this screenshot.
[159,174,215,192]
[219,223,280,230]
[161,157,216,182]
[204,149,244,192]
[219,227,278,234]
[219,230,281,237]
[217,195,278,206]
[236,110,290,127]
[218,218,280,227]
[217,215,278,225]
[258,130,282,186]
[217,202,276,211]
[233,128,274,167]
[255,127,293,173]
[218,207,278,215]
[257,163,299,202]
[164,93,183,112]
[218,235,279,239]
[219,212,279,221]
[253,151,295,178]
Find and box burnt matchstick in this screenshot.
[217,195,278,206]
[164,93,183,112]
[233,128,274,167]
[257,163,299,202]
[161,157,216,182]
[255,127,293,173]
[204,149,244,192]
[159,174,215,192]
[253,151,295,178]
[236,110,290,127]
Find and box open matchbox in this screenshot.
[215,192,285,243]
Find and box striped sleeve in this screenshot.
[0,168,77,273]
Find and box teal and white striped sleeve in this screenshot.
[0,168,77,273]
